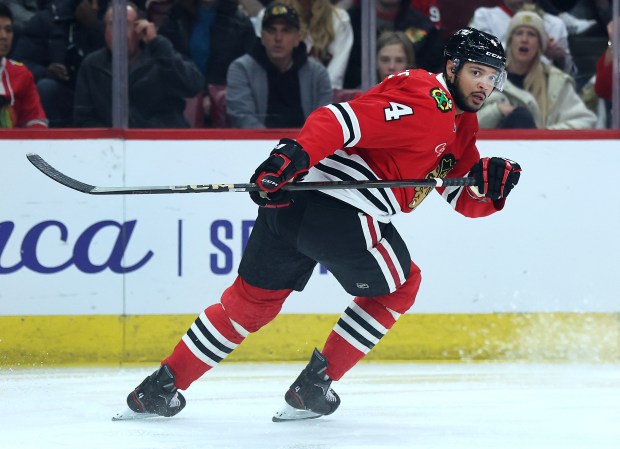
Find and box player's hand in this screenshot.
[468,157,521,200]
[249,138,310,208]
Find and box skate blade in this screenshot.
[272,402,323,422]
[112,407,159,421]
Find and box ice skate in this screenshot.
[113,364,186,421]
[273,348,340,422]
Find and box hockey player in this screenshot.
[118,27,521,422]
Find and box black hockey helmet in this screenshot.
[444,27,507,90]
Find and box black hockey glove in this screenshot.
[468,157,521,201]
[249,138,310,208]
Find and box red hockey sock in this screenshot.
[163,302,245,390]
[322,262,421,380]
[322,297,398,380]
[163,276,292,390]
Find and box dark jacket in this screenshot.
[73,35,204,128]
[343,5,445,89]
[158,0,257,85]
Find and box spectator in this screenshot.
[539,0,605,36]
[251,0,353,89]
[469,0,576,76]
[343,0,444,89]
[594,19,615,102]
[477,11,596,130]
[376,30,414,81]
[159,0,255,86]
[4,0,38,35]
[73,3,203,127]
[226,2,331,128]
[11,0,120,127]
[0,2,47,127]
[410,0,441,30]
[158,0,256,125]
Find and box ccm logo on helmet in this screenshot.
[485,51,502,59]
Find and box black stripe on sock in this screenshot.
[186,328,224,363]
[194,317,234,354]
[344,307,385,340]
[337,318,375,350]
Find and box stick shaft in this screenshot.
[27,153,476,195]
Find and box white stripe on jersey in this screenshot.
[339,102,362,147]
[441,185,464,209]
[326,104,352,146]
[303,150,400,222]
[325,103,362,148]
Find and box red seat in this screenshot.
[184,91,205,128]
[208,84,229,128]
[332,89,362,103]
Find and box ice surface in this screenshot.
[2,362,619,449]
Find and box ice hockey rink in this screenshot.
[3,362,619,449]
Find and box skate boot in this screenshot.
[272,348,341,422]
[113,364,186,420]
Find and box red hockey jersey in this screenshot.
[0,57,48,128]
[296,69,502,222]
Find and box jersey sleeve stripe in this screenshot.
[326,103,361,148]
[326,104,351,146]
[339,102,362,147]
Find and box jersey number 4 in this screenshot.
[384,102,414,121]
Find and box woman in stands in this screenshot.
[477,10,596,129]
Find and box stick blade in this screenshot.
[27,153,96,194]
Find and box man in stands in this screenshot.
[226,2,331,128]
[73,2,203,128]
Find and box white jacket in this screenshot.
[477,63,597,130]
[469,6,575,75]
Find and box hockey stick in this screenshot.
[26,153,476,195]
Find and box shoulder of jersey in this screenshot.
[7,59,26,68]
[381,70,455,115]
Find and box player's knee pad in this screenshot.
[369,261,421,315]
[220,275,293,333]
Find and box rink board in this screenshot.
[2,312,619,365]
[1,131,619,365]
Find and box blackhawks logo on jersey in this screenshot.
[430,88,452,112]
[408,154,456,210]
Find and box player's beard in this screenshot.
[447,74,483,113]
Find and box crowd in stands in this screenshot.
[0,0,616,129]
